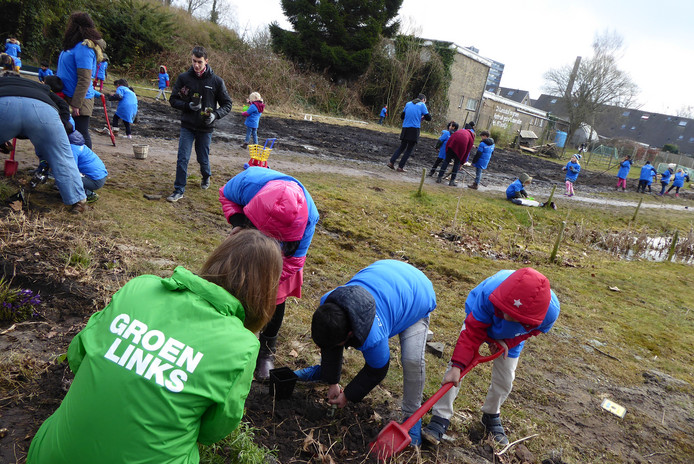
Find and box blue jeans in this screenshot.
[174,127,212,193]
[475,166,484,184]
[245,126,258,144]
[0,96,85,205]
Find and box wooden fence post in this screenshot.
[417,168,426,196]
[631,198,643,222]
[667,230,679,262]
[550,221,567,263]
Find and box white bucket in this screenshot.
[133,144,149,159]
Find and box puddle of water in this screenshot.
[596,235,694,264]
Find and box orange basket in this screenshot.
[247,138,276,168]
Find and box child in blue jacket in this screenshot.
[305,260,437,447]
[562,154,581,196]
[240,92,265,148]
[108,79,138,138]
[94,57,108,92]
[378,105,387,124]
[657,164,675,196]
[422,268,560,447]
[666,168,689,197]
[68,130,108,203]
[429,121,458,176]
[155,65,170,101]
[38,62,54,83]
[469,131,495,189]
[4,38,21,72]
[616,155,632,191]
[637,161,657,193]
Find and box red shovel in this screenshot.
[100,94,116,147]
[4,138,18,177]
[369,341,505,460]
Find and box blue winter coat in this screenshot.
[243,102,264,129]
[114,86,138,124]
[473,138,495,170]
[437,130,452,159]
[617,159,632,179]
[506,179,525,199]
[71,144,108,181]
[402,100,429,128]
[320,260,437,369]
[564,161,581,182]
[96,61,108,80]
[660,168,673,185]
[57,42,97,100]
[639,164,657,181]
[465,270,560,358]
[672,171,686,188]
[379,107,387,118]
[158,72,169,89]
[221,167,318,259]
[5,41,21,67]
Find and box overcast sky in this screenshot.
[227,0,693,115]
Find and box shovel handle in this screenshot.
[400,340,505,431]
[9,138,17,161]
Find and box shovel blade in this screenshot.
[4,159,18,177]
[369,420,411,461]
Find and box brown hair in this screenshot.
[199,229,282,332]
[63,12,102,51]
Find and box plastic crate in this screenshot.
[247,138,276,168]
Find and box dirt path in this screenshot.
[1,99,692,464]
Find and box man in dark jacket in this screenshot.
[167,46,232,202]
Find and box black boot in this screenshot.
[255,334,277,381]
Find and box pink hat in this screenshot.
[489,268,551,326]
[244,180,308,242]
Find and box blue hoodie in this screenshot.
[473,137,495,170]
[660,168,673,185]
[113,86,138,123]
[639,163,657,181]
[320,260,436,369]
[437,130,451,159]
[96,61,108,80]
[71,144,108,181]
[617,159,632,179]
[564,160,581,182]
[672,171,686,188]
[506,179,525,199]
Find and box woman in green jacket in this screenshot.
[28,229,282,464]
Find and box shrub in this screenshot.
[663,143,679,154]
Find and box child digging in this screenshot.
[108,79,138,139]
[422,268,560,446]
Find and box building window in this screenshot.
[622,111,630,116]
[679,121,688,127]
[641,115,649,120]
[458,96,464,109]
[689,137,694,143]
[621,124,626,129]
[550,98,557,104]
[678,135,684,140]
[465,98,478,111]
[507,90,514,96]
[631,126,636,130]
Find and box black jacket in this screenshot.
[169,65,232,133]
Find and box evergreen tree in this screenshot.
[269,0,403,80]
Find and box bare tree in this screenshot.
[543,30,639,145]
[183,0,209,15]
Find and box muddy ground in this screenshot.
[1,99,692,464]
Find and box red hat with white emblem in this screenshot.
[488,268,551,326]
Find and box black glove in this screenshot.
[189,100,202,111]
[434,140,443,150]
[204,112,216,125]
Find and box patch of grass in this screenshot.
[199,422,277,464]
